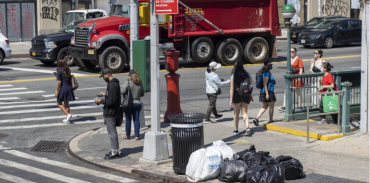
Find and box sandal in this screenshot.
[123,135,130,139]
[135,136,140,140]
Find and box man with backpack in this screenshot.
[253,60,276,126]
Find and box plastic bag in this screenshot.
[218,158,248,182]
[186,147,222,182]
[245,168,265,183]
[212,140,236,160]
[259,164,285,183]
[275,155,304,180]
[241,145,275,169]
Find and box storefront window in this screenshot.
[0,4,6,37]
[22,3,35,41]
[7,3,21,42]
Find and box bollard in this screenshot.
[164,49,182,122]
[341,81,352,133]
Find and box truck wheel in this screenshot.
[243,37,269,64]
[216,38,242,66]
[99,46,126,73]
[57,47,74,66]
[74,58,96,70]
[191,37,214,63]
[40,60,55,66]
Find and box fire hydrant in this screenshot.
[164,49,182,122]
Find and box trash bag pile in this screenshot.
[186,142,305,182]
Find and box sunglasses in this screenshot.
[267,64,273,66]
[290,51,295,53]
[314,52,318,54]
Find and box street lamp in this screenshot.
[282,4,296,121]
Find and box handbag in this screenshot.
[207,78,221,95]
[121,80,133,108]
[322,88,339,112]
[71,75,79,90]
[291,66,299,74]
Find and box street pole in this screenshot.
[130,0,138,68]
[141,0,170,163]
[360,0,369,133]
[284,21,293,121]
[318,0,321,16]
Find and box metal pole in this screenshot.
[130,0,139,68]
[285,22,293,121]
[341,82,351,133]
[318,0,321,17]
[307,93,310,144]
[361,0,369,133]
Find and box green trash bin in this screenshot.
[132,40,150,92]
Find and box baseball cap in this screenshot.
[99,68,112,78]
[129,69,138,75]
[209,61,221,70]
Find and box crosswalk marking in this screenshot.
[0,105,100,115]
[0,119,105,130]
[0,112,102,123]
[0,91,44,96]
[0,85,13,88]
[42,94,56,97]
[77,87,106,91]
[0,158,90,183]
[0,98,55,105]
[0,97,19,100]
[0,66,86,76]
[0,87,27,92]
[0,171,37,183]
[4,150,138,182]
[0,100,94,109]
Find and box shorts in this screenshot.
[232,90,251,104]
[259,91,276,103]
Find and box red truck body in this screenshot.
[70,0,281,73]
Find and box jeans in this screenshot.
[124,103,142,137]
[206,93,218,120]
[105,117,119,153]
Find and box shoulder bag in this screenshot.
[71,75,79,90]
[121,80,133,108]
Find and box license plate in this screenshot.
[32,52,36,56]
[88,50,94,55]
[292,34,296,38]
[301,39,306,44]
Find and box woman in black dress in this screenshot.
[55,60,75,123]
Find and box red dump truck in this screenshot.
[70,0,281,73]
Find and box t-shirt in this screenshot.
[321,73,336,92]
[260,72,275,93]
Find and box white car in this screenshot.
[0,33,11,64]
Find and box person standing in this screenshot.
[205,61,230,123]
[121,69,145,140]
[55,60,75,123]
[253,60,276,126]
[318,62,338,124]
[309,49,326,108]
[230,61,253,136]
[95,68,121,160]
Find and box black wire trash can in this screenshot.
[168,113,205,174]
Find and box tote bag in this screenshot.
[322,88,339,112]
[121,80,133,108]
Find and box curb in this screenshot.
[263,123,344,141]
[67,127,189,183]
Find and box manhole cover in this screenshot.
[287,173,366,183]
[30,141,67,153]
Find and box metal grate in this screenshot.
[30,141,67,153]
[287,173,367,183]
[75,27,90,46]
[31,39,45,50]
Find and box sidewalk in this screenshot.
[8,41,31,58]
[276,28,287,40]
[67,108,368,183]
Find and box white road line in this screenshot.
[0,158,89,183]
[0,66,86,76]
[76,87,106,91]
[0,112,102,123]
[0,97,19,101]
[0,105,100,115]
[0,88,27,92]
[0,91,44,96]
[4,150,138,183]
[0,85,13,88]
[0,100,94,109]
[42,94,56,97]
[0,99,55,105]
[0,171,37,183]
[0,119,105,130]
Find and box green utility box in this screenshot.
[132,40,150,92]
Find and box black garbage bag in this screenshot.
[241,146,275,169]
[245,168,265,183]
[234,145,256,160]
[259,164,285,183]
[218,158,248,182]
[275,155,305,180]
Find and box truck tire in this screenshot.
[191,37,214,63]
[99,46,126,73]
[57,47,74,66]
[215,38,242,66]
[74,58,96,70]
[243,37,269,64]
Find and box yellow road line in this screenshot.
[0,54,361,84]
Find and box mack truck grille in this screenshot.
[31,40,45,50]
[75,27,90,46]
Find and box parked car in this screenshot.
[0,33,11,64]
[297,18,362,48]
[291,16,345,43]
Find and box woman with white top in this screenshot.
[309,49,326,108]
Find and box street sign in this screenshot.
[155,0,178,14]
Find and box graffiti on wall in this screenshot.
[7,5,19,36]
[24,4,33,38]
[41,0,59,21]
[322,0,349,17]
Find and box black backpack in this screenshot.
[238,72,253,98]
[255,71,270,89]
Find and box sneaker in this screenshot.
[317,118,327,125]
[233,130,239,135]
[215,114,223,121]
[66,114,72,122]
[63,119,72,124]
[278,107,285,112]
[204,119,213,124]
[253,119,259,126]
[245,128,251,136]
[104,151,119,160]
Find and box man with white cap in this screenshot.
[204,61,230,123]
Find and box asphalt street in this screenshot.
[0,40,362,182]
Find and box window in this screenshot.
[351,20,361,28]
[109,5,129,17]
[337,21,349,30]
[75,13,85,21]
[86,12,104,19]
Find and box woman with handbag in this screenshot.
[55,60,75,123]
[121,69,144,140]
[230,61,253,136]
[318,62,338,124]
[309,49,326,108]
[278,47,304,111]
[205,61,230,124]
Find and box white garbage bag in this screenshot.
[212,140,236,160]
[186,147,223,182]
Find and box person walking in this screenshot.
[317,62,338,124]
[278,47,304,111]
[309,49,326,108]
[55,60,75,123]
[253,60,276,126]
[121,69,144,140]
[205,61,230,123]
[95,68,121,160]
[230,61,253,136]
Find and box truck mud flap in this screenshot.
[76,58,86,69]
